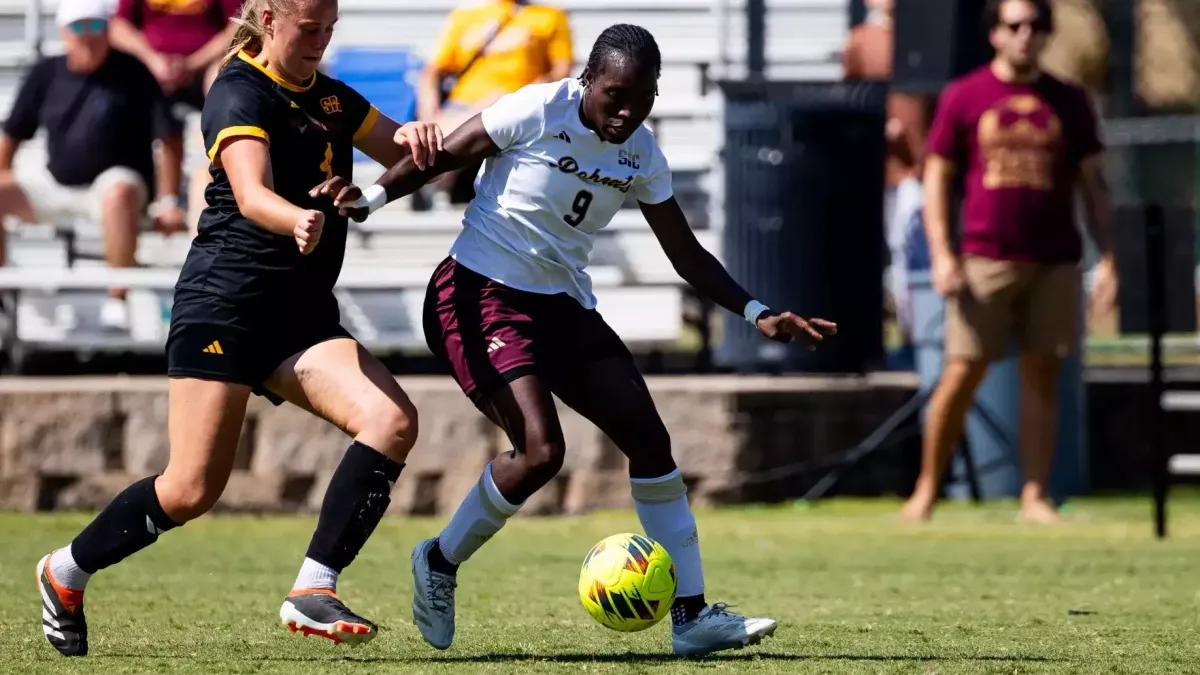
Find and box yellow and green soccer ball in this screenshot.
[578,533,677,632]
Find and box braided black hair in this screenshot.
[581,24,662,81]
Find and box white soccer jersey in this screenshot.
[449,77,675,309]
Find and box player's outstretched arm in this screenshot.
[639,197,837,347]
[315,115,501,222]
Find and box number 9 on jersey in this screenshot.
[564,189,593,227]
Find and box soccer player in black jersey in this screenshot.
[35,0,444,657]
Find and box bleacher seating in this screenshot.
[324,47,425,162]
[0,0,850,367]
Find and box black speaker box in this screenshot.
[891,0,993,94]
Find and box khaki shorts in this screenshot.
[945,256,1082,362]
[15,165,148,224]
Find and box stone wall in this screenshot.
[0,374,921,515]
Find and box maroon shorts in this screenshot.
[422,257,632,404]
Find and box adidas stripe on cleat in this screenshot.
[279,589,377,646]
[37,554,88,657]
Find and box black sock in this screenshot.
[305,441,404,572]
[71,476,180,574]
[426,537,459,576]
[670,594,707,626]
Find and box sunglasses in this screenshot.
[68,19,108,35]
[1002,19,1050,34]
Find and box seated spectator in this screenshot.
[417,0,573,205]
[110,0,241,232]
[0,0,181,329]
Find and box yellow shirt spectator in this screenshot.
[420,0,573,119]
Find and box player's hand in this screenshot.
[153,206,187,235]
[309,176,369,222]
[755,311,838,349]
[932,253,966,297]
[147,53,174,89]
[294,209,324,254]
[394,121,445,171]
[150,53,187,94]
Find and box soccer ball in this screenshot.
[578,533,677,632]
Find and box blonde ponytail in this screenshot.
[221,0,268,68]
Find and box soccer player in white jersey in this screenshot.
[314,24,837,657]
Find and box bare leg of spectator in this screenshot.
[0,176,37,268]
[0,175,38,226]
[900,358,988,521]
[1017,353,1063,524]
[186,62,221,234]
[158,128,205,234]
[98,180,143,331]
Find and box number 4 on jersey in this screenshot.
[564,189,593,227]
[320,143,333,180]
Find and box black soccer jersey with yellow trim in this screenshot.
[176,51,380,302]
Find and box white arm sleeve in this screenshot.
[633,142,674,205]
[480,86,548,151]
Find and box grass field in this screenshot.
[3,497,1200,674]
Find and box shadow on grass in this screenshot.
[95,651,1064,664]
[403,653,1064,664]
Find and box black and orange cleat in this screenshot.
[279,589,377,646]
[36,554,87,657]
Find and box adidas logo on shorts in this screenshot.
[486,337,506,353]
[202,340,225,354]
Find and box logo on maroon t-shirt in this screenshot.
[977,95,1062,193]
[146,0,209,15]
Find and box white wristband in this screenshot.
[361,184,387,214]
[744,300,770,325]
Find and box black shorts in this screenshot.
[165,288,353,405]
[164,76,207,135]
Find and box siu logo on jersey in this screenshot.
[618,150,640,169]
[553,156,634,193]
[320,96,342,114]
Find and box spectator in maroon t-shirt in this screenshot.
[110,0,242,232]
[901,0,1117,524]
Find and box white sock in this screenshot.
[292,557,338,591]
[49,545,91,591]
[631,469,705,599]
[438,462,522,565]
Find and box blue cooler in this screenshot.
[325,48,424,163]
